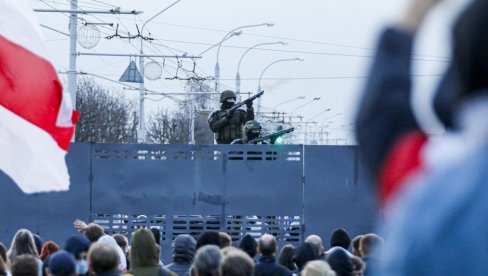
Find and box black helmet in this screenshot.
[220,90,237,103]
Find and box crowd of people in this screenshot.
[0,224,384,276]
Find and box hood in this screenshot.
[130,229,159,268]
[172,234,196,263]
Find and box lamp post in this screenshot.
[257,58,303,114]
[138,0,182,143]
[272,96,306,112]
[290,97,321,114]
[310,108,332,120]
[235,41,287,97]
[214,23,274,94]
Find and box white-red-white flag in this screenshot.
[0,0,79,193]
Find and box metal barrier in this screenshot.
[0,143,377,262]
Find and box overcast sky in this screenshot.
[29,0,472,142]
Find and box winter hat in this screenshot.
[33,234,44,255]
[326,247,353,276]
[196,231,222,249]
[292,242,320,270]
[172,234,196,263]
[239,234,257,258]
[150,228,161,245]
[330,228,351,250]
[49,250,76,276]
[64,236,90,258]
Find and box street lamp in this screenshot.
[257,58,303,114]
[290,97,321,114]
[310,108,332,120]
[138,0,182,143]
[272,96,306,112]
[235,41,287,96]
[214,22,274,93]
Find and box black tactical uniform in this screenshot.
[208,90,254,144]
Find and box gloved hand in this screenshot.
[225,109,234,119]
[246,100,253,109]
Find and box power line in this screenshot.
[152,37,450,62]
[148,21,450,61]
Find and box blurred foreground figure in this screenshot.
[356,0,488,274]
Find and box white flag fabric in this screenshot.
[0,0,78,193]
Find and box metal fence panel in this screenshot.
[0,143,378,262]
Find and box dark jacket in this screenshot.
[355,27,426,204]
[254,256,292,276]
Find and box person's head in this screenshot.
[301,260,336,276]
[0,242,8,267]
[88,242,119,274]
[325,247,353,276]
[242,120,262,141]
[112,234,129,254]
[219,232,232,248]
[350,256,365,275]
[8,229,38,262]
[0,257,6,276]
[277,244,296,271]
[238,234,257,259]
[64,236,90,260]
[172,234,197,264]
[0,243,7,276]
[293,242,319,271]
[220,247,254,276]
[48,250,76,276]
[359,233,383,259]
[197,231,222,249]
[130,228,159,268]
[433,0,488,127]
[305,235,324,254]
[97,235,126,271]
[351,235,363,258]
[64,235,90,275]
[193,245,222,276]
[150,228,161,246]
[32,235,44,257]
[39,241,60,261]
[83,223,105,242]
[330,228,351,250]
[11,255,38,276]
[220,90,237,109]
[257,234,277,257]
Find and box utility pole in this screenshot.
[68,0,77,111]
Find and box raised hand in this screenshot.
[397,0,443,33]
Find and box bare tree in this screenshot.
[75,77,137,143]
[146,107,190,144]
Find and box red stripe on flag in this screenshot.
[0,35,76,151]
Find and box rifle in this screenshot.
[248,127,295,144]
[218,91,264,120]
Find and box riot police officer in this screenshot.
[208,90,254,144]
[231,120,268,144]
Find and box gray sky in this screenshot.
[29,0,472,142]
